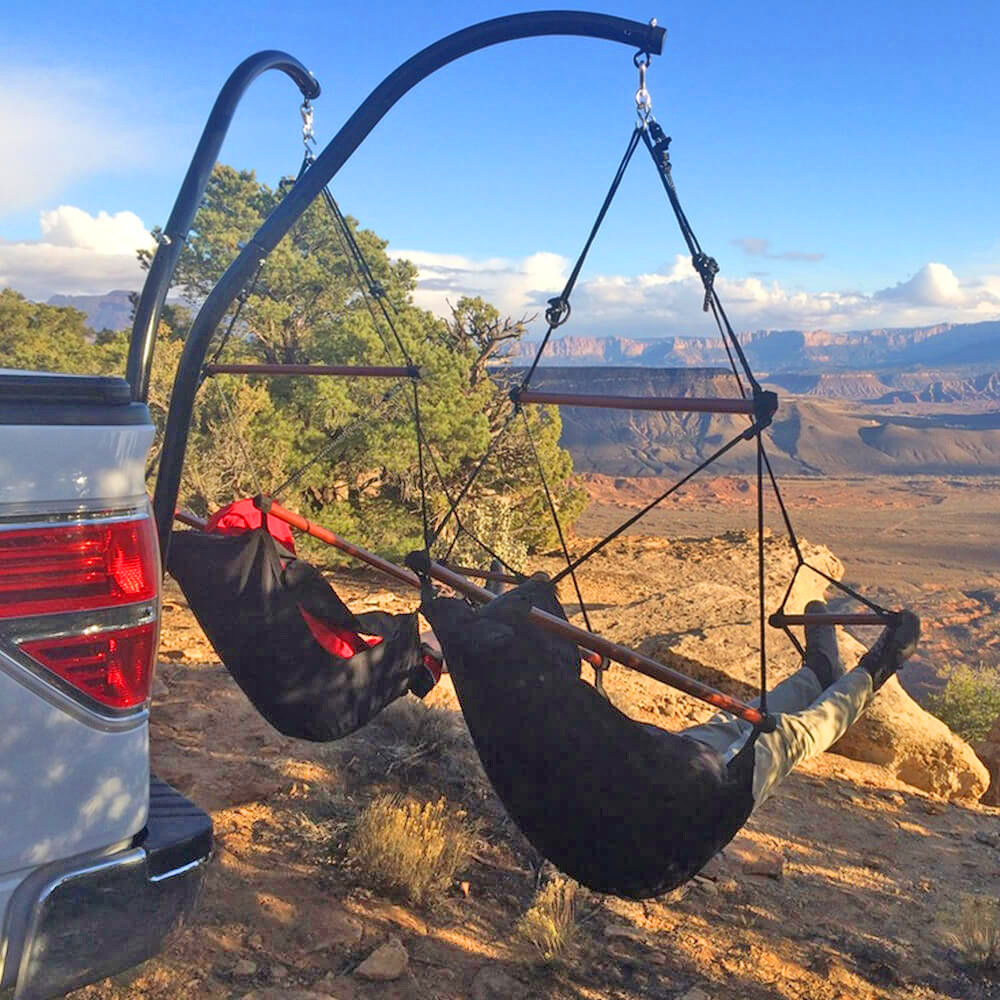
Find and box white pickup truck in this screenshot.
[0,371,212,1000]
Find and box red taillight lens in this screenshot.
[0,518,158,619]
[21,623,157,709]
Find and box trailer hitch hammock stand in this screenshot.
[149,14,783,730]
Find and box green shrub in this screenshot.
[347,795,475,905]
[924,665,1000,743]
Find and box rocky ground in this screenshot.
[71,529,1000,1000]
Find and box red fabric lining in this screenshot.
[206,498,296,553]
[299,605,382,660]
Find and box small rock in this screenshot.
[717,878,740,893]
[307,911,364,951]
[151,675,170,698]
[741,849,784,880]
[233,958,258,977]
[679,988,713,1000]
[270,964,288,981]
[355,936,408,982]
[605,924,645,942]
[470,965,528,1000]
[975,830,1000,849]
[693,877,718,895]
[877,790,906,806]
[922,800,948,815]
[248,933,265,951]
[460,880,471,897]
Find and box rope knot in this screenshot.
[692,252,719,312]
[545,296,571,328]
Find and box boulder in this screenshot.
[355,936,408,982]
[831,636,989,802]
[973,715,1000,806]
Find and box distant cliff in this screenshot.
[509,320,1000,372]
[519,366,1000,477]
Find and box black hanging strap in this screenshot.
[518,126,644,393]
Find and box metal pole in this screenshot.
[126,51,320,403]
[152,12,666,552]
[262,498,769,727]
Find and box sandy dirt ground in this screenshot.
[68,515,1000,1000]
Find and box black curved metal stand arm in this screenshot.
[152,12,665,554]
[125,50,320,403]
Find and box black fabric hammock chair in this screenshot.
[168,520,434,742]
[418,574,756,900]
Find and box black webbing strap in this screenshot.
[756,432,768,714]
[640,122,760,395]
[519,126,644,393]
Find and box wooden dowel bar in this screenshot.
[203,363,419,378]
[770,612,890,627]
[516,389,755,414]
[263,497,768,727]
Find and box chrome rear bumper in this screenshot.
[3,778,211,1000]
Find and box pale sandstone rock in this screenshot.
[832,635,989,802]
[355,936,408,982]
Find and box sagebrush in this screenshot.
[943,894,1000,970]
[347,795,475,905]
[515,876,578,963]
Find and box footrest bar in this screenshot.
[770,612,890,627]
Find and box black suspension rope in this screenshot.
[551,424,758,585]
[640,122,760,394]
[270,383,406,499]
[756,432,768,713]
[308,156,522,574]
[204,258,266,371]
[519,126,644,392]
[520,407,593,633]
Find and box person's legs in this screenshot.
[750,667,873,804]
[682,599,840,761]
[680,606,919,805]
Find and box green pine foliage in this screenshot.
[925,665,1000,744]
[1,164,586,563]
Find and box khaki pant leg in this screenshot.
[680,665,825,762]
[751,668,874,806]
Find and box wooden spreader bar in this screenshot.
[515,389,756,415]
[253,497,770,728]
[203,362,419,378]
[770,612,890,628]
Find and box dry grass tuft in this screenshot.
[515,876,578,964]
[943,894,1000,971]
[347,794,476,905]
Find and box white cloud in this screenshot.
[40,206,151,255]
[391,247,567,319]
[0,69,152,214]
[392,249,1000,335]
[875,261,965,307]
[0,206,153,299]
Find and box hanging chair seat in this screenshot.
[418,577,757,899]
[167,515,433,742]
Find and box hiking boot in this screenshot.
[804,600,842,688]
[858,610,921,691]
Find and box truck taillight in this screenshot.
[21,623,157,709]
[0,517,158,618]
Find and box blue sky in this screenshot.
[1,1,998,336]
